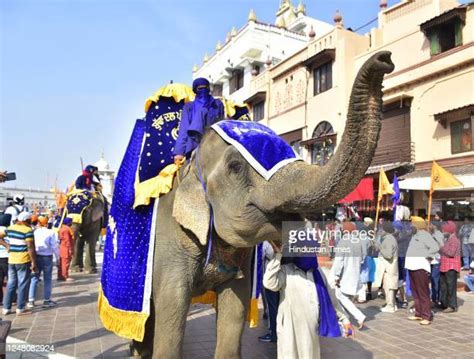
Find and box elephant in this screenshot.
[70,194,106,273]
[132,51,395,358]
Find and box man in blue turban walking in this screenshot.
[173,78,224,164]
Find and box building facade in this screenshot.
[94,153,115,204]
[245,0,474,219]
[0,186,56,213]
[193,1,334,104]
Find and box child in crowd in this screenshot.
[58,218,75,282]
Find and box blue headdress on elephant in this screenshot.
[173,78,225,158]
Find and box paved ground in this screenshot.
[1,254,473,358]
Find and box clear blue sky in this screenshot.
[0,0,410,189]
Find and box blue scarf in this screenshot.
[292,255,342,337]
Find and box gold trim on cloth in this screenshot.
[144,84,195,113]
[133,163,179,208]
[98,287,149,341]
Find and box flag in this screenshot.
[378,168,394,201]
[430,161,463,194]
[392,174,400,206]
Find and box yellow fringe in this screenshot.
[98,287,149,341]
[133,164,179,208]
[191,290,217,306]
[66,213,83,224]
[219,98,249,118]
[144,83,195,113]
[246,298,259,328]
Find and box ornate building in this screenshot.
[193,1,333,104]
[246,0,474,219]
[94,152,115,203]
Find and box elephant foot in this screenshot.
[130,340,151,358]
[70,266,83,273]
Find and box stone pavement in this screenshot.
[1,253,473,358]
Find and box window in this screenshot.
[211,83,223,97]
[310,121,336,166]
[451,118,472,154]
[290,140,302,157]
[427,19,462,55]
[313,62,332,96]
[230,69,244,94]
[253,101,265,121]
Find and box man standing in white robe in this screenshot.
[264,249,320,359]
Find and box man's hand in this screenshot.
[31,262,37,273]
[174,155,185,165]
[270,241,282,254]
[0,171,6,183]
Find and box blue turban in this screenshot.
[63,217,73,226]
[192,78,210,93]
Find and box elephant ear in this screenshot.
[173,168,210,246]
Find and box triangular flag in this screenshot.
[392,174,400,206]
[378,168,394,201]
[430,161,463,194]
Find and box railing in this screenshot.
[370,140,415,167]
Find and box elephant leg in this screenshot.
[70,237,85,272]
[152,279,192,359]
[131,300,155,358]
[84,236,98,273]
[215,268,251,358]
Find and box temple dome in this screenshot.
[95,153,111,172]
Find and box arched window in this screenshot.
[310,121,336,166]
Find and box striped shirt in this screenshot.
[4,223,34,264]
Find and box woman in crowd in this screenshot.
[439,221,461,313]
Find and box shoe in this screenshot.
[42,300,57,308]
[26,301,35,309]
[16,309,31,316]
[258,334,276,343]
[442,307,455,313]
[66,277,75,282]
[381,306,396,313]
[2,308,12,315]
[358,318,366,329]
[367,292,372,300]
[419,319,431,325]
[402,301,408,309]
[408,316,422,321]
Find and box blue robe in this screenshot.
[173,98,224,157]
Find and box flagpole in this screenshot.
[427,191,433,225]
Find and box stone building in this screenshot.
[244,0,474,219]
[193,1,334,104]
[94,152,115,204]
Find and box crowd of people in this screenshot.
[0,196,76,316]
[257,214,474,357]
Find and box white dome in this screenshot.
[94,154,110,171]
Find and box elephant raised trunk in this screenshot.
[253,51,395,213]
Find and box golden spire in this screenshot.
[192,64,198,73]
[203,53,209,63]
[297,1,306,15]
[230,27,238,37]
[248,8,257,22]
[216,40,222,52]
[276,16,286,29]
[333,9,343,28]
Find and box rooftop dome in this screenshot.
[95,152,111,172]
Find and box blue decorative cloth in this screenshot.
[292,256,342,338]
[211,120,302,180]
[138,97,183,182]
[101,119,157,313]
[66,191,93,222]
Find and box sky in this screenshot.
[0,0,412,189]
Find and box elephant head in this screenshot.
[173,51,394,249]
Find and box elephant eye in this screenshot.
[228,160,243,174]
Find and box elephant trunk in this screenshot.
[253,51,395,213]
